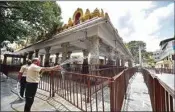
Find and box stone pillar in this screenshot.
[106,47,113,65]
[28,51,34,60]
[115,57,119,67]
[67,51,72,59]
[3,54,7,64]
[40,55,44,66]
[55,53,59,64]
[128,59,132,67]
[35,49,39,58]
[89,36,100,65]
[44,47,51,67]
[83,50,89,59]
[82,49,89,74]
[23,53,28,64]
[121,56,125,67]
[61,42,69,62]
[104,56,107,64]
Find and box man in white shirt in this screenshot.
[24,58,61,112]
[18,60,32,98]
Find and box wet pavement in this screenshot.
[0,73,81,112]
[122,72,152,111]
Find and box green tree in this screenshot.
[126,41,146,64]
[0,1,63,59]
[126,41,156,66]
[0,1,62,43]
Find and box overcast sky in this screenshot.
[57,1,174,52]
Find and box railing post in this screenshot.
[109,78,115,111]
[50,72,55,97]
[52,72,55,97]
[87,78,90,103]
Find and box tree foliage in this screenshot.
[126,41,155,66]
[0,1,63,44]
[126,41,146,63]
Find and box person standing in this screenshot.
[24,58,61,112]
[18,60,32,99]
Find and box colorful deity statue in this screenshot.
[100,9,105,17]
[84,9,91,21]
[92,8,100,18]
[61,8,110,31]
[68,18,73,27]
[73,8,83,25]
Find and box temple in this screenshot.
[11,8,133,68]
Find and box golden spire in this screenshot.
[84,9,91,21]
[92,8,100,18]
[100,9,104,17]
[68,18,73,27]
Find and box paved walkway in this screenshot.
[122,72,152,111]
[0,73,81,112]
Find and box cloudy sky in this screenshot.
[57,1,174,52]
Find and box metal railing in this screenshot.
[145,67,174,74]
[109,67,137,111]
[38,67,136,111]
[141,68,175,111]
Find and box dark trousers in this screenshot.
[24,82,38,112]
[20,77,26,97]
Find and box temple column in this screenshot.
[89,36,100,65]
[55,53,59,64]
[23,52,28,64]
[121,55,125,67]
[104,56,107,64]
[28,51,34,60]
[61,42,69,62]
[35,49,39,58]
[128,59,132,67]
[106,46,113,65]
[82,49,89,74]
[3,54,7,64]
[67,51,72,59]
[40,55,44,66]
[44,47,51,67]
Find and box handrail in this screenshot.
[143,69,175,98]
[141,68,175,111]
[156,76,175,98]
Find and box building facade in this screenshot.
[153,38,174,69]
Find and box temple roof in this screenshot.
[56,8,110,33]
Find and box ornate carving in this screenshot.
[84,9,91,21]
[61,8,110,30]
[80,16,84,23]
[92,8,100,18]
[68,18,73,27]
[73,8,84,25]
